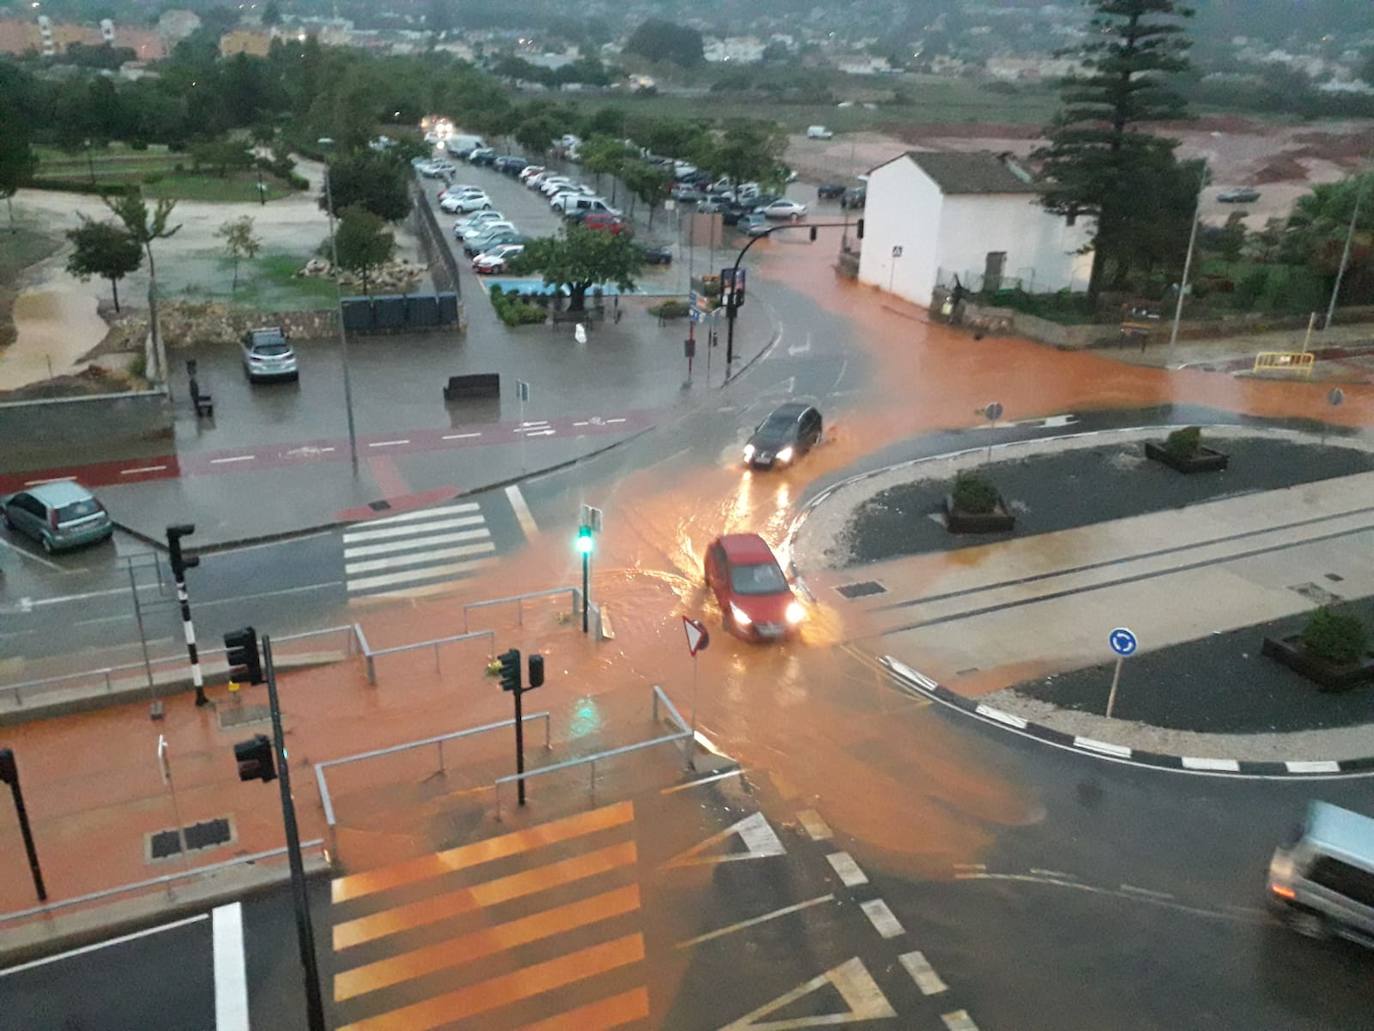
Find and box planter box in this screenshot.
[1261,634,1374,692]
[944,494,1016,534]
[1144,441,1230,474]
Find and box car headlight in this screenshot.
[729,602,753,627]
[742,444,755,461]
[776,446,794,463]
[785,601,806,625]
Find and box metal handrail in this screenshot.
[313,711,551,827]
[358,628,495,685]
[0,839,326,927]
[462,587,579,632]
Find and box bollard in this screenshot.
[437,739,445,773]
[434,642,441,673]
[104,670,113,693]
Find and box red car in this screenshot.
[582,212,631,236]
[703,533,805,641]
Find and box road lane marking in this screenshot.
[0,913,208,975]
[662,812,785,869]
[441,432,482,440]
[675,894,833,949]
[23,476,78,486]
[606,417,626,423]
[506,484,539,538]
[975,703,1028,729]
[1073,736,1132,758]
[335,934,644,1031]
[1030,869,1074,879]
[899,950,948,995]
[210,455,256,465]
[0,540,65,571]
[332,801,634,903]
[333,841,638,948]
[345,556,496,593]
[343,528,490,559]
[942,1010,981,1031]
[344,540,494,576]
[859,898,904,938]
[796,809,832,841]
[524,429,556,437]
[212,902,249,1031]
[341,514,484,543]
[1287,760,1341,773]
[1120,884,1175,900]
[952,863,986,872]
[367,439,410,448]
[1182,757,1241,772]
[120,465,168,475]
[333,885,641,1001]
[826,852,868,887]
[360,502,480,526]
[660,768,742,794]
[514,988,650,1030]
[955,871,1262,922]
[719,957,895,1029]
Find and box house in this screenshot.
[856,151,1093,308]
[219,29,272,57]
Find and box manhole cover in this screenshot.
[219,704,271,729]
[148,817,235,861]
[836,580,887,600]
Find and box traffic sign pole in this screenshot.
[1105,626,1137,718]
[1105,655,1124,719]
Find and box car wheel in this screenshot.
[41,535,54,554]
[1288,910,1328,940]
[2,510,13,530]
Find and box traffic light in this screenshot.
[0,747,16,786]
[576,525,593,554]
[498,648,522,692]
[527,653,545,689]
[224,626,263,685]
[234,734,276,782]
[809,226,817,242]
[166,523,199,580]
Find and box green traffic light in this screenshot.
[576,525,594,554]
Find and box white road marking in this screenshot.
[344,540,495,576]
[942,1009,980,1031]
[524,429,556,437]
[212,902,249,1031]
[1287,760,1341,774]
[367,439,410,448]
[796,809,832,841]
[1073,736,1132,758]
[23,476,78,486]
[899,950,948,995]
[0,913,208,975]
[505,484,539,538]
[1030,869,1075,879]
[660,768,743,794]
[196,581,342,608]
[952,863,986,872]
[572,421,588,427]
[606,417,627,424]
[663,811,785,869]
[675,894,833,949]
[343,528,490,559]
[341,514,484,543]
[0,540,65,571]
[520,421,549,427]
[859,898,904,938]
[346,555,497,593]
[826,851,868,887]
[975,703,1028,729]
[120,465,168,475]
[1182,757,1241,772]
[719,957,895,1029]
[358,502,480,527]
[1120,884,1175,900]
[209,455,255,465]
[957,871,1263,922]
[441,432,482,440]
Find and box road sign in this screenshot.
[891,245,903,258]
[984,401,1004,422]
[683,616,709,656]
[689,308,700,324]
[1108,627,1137,657]
[580,503,603,533]
[516,380,531,403]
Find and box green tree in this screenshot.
[320,151,411,222]
[622,162,670,227]
[0,122,37,234]
[191,139,253,177]
[334,205,395,295]
[65,218,142,312]
[1285,172,1374,305]
[624,18,704,67]
[581,106,627,140]
[104,191,180,383]
[709,120,790,186]
[514,225,644,312]
[1032,0,1194,296]
[579,136,632,204]
[215,215,261,292]
[514,114,561,159]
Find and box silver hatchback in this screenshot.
[2,481,114,553]
[241,327,299,383]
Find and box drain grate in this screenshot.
[1290,582,1341,606]
[148,817,234,861]
[368,499,393,512]
[836,580,888,600]
[218,704,271,730]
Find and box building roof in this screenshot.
[872,150,1041,196]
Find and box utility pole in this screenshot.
[319,138,360,474]
[1169,164,1209,352]
[166,524,206,707]
[0,748,46,902]
[1326,171,1369,329]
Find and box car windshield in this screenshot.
[253,343,290,356]
[759,415,796,438]
[57,499,101,521]
[729,561,788,595]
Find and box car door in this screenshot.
[802,409,822,451]
[704,542,725,599]
[11,493,42,540]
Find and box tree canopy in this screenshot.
[514,225,644,312]
[65,218,142,312]
[321,151,411,222]
[334,205,396,295]
[624,19,705,68]
[0,119,37,233]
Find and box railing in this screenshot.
[0,839,326,929]
[462,587,580,633]
[494,685,692,818]
[313,712,551,827]
[412,181,463,299]
[1253,351,1315,377]
[354,624,495,685]
[0,625,356,709]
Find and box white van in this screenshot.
[556,195,619,217]
[1269,801,1374,946]
[446,134,486,158]
[806,125,834,140]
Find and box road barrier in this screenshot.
[1253,351,1315,376]
[462,586,581,633]
[355,625,495,685]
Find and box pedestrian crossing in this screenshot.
[343,501,497,598]
[327,801,648,1030]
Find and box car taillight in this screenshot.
[49,508,59,529]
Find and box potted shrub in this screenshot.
[944,470,1016,534]
[1262,607,1374,691]
[1144,426,1229,473]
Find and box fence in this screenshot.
[353,623,495,685]
[313,712,551,827]
[462,586,581,633]
[413,182,463,299]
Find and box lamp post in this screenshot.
[1169,163,1209,353]
[318,138,359,473]
[1326,170,1370,330]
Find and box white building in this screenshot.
[703,36,764,63]
[857,151,1093,307]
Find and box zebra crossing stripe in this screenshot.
[343,514,484,544]
[345,541,495,577]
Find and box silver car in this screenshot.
[2,481,113,553]
[241,327,298,383]
[1269,801,1374,946]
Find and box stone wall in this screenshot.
[0,388,172,462]
[104,303,341,352]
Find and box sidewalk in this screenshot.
[1104,320,1374,373]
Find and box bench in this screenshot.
[443,373,500,402]
[189,378,214,418]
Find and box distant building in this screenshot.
[157,10,202,44]
[835,55,892,75]
[0,15,164,59]
[703,36,765,63]
[985,56,1080,81]
[857,151,1093,308]
[220,29,272,58]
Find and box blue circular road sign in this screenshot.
[1109,627,1138,657]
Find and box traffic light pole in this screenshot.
[513,676,527,807]
[166,525,207,707]
[0,749,46,902]
[262,638,327,1031]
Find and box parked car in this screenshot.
[806,125,834,139]
[541,177,578,196]
[722,204,753,226]
[697,200,727,215]
[816,182,846,200]
[743,402,823,469]
[469,147,497,166]
[494,156,529,175]
[519,165,546,183]
[453,211,506,238]
[839,186,866,210]
[241,326,299,383]
[549,186,597,208]
[437,182,480,201]
[419,160,456,179]
[1218,187,1261,203]
[739,212,771,236]
[445,134,486,159]
[463,223,519,254]
[442,191,493,214]
[472,244,525,274]
[703,533,805,642]
[581,212,631,236]
[1,482,113,554]
[760,198,807,220]
[637,243,673,265]
[471,230,528,252]
[671,183,707,202]
[559,195,618,219]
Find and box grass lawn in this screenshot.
[34,142,305,204]
[168,251,338,312]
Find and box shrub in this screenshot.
[488,285,548,326]
[129,139,149,151]
[951,470,999,514]
[287,173,310,191]
[1164,426,1202,460]
[648,299,689,319]
[142,172,164,185]
[1302,607,1368,665]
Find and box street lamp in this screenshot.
[318,137,359,473]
